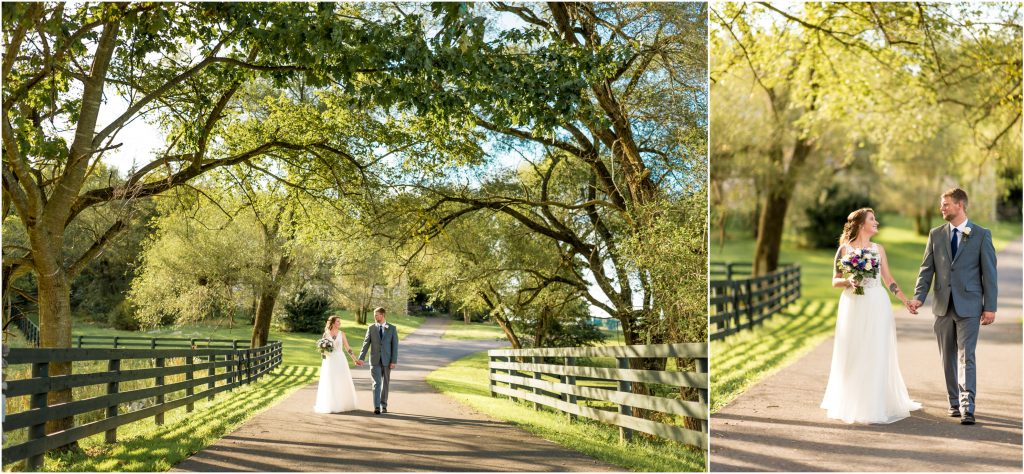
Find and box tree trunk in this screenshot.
[250,289,279,348]
[753,191,790,276]
[493,314,521,349]
[463,309,470,324]
[250,255,291,348]
[752,139,813,276]
[36,264,76,439]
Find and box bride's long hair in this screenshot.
[839,208,875,246]
[323,315,341,337]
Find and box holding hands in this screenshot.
[906,299,921,315]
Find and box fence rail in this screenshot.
[487,343,708,450]
[710,263,801,340]
[1,339,282,469]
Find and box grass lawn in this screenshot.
[21,365,319,472]
[710,299,837,413]
[713,214,1021,304]
[426,351,706,472]
[68,310,425,368]
[709,214,1021,413]
[441,320,507,340]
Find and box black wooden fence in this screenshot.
[1,338,282,469]
[710,262,801,340]
[488,343,708,449]
[4,316,40,347]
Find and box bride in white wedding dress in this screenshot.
[314,316,359,413]
[821,208,921,424]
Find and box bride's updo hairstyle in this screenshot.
[323,315,341,335]
[839,208,875,246]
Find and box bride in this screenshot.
[314,315,359,413]
[821,208,921,424]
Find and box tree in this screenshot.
[711,2,1021,274]
[411,201,589,349]
[2,3,426,436]
[363,3,708,352]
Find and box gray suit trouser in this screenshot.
[370,358,392,409]
[934,299,980,413]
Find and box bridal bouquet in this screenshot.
[317,337,334,359]
[837,247,879,295]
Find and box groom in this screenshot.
[909,188,997,425]
[356,307,398,415]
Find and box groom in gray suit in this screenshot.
[910,188,997,425]
[356,307,398,415]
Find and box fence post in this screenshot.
[207,353,216,400]
[507,356,518,403]
[113,336,119,349]
[185,354,195,413]
[565,356,577,422]
[151,338,157,350]
[227,352,235,386]
[488,352,495,397]
[155,357,165,425]
[697,357,709,436]
[106,358,120,444]
[246,348,253,384]
[532,356,541,411]
[617,357,633,443]
[76,335,83,348]
[26,361,49,470]
[731,281,741,331]
[744,280,754,327]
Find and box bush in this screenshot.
[283,290,332,333]
[519,317,606,348]
[802,186,874,249]
[107,300,141,331]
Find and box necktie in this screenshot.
[951,228,959,258]
[379,324,384,340]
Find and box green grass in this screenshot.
[441,320,507,340]
[710,299,837,413]
[713,214,1021,306]
[710,214,1021,412]
[426,351,706,472]
[68,310,425,368]
[6,365,318,472]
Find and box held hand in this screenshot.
[355,360,364,366]
[909,299,922,312]
[981,311,996,325]
[389,363,396,370]
[904,299,918,315]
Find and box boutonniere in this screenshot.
[383,323,390,331]
[962,226,972,239]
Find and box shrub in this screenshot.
[802,186,874,249]
[283,290,332,333]
[107,300,142,331]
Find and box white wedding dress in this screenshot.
[821,243,921,424]
[313,332,359,413]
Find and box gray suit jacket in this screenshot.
[358,323,398,366]
[914,221,998,317]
